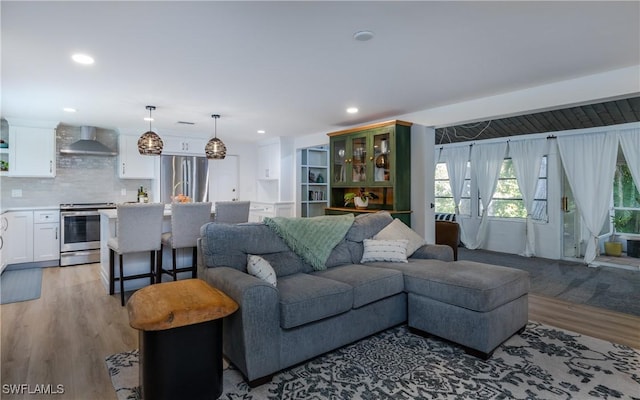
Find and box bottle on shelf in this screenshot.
[138,186,147,203]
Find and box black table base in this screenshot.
[140,319,223,400]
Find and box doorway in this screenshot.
[209,155,239,202]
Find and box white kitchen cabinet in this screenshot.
[3,211,34,265]
[2,210,60,266]
[256,137,294,203]
[162,136,207,156]
[33,210,59,262]
[8,125,56,177]
[249,202,294,222]
[257,142,280,180]
[0,216,7,273]
[118,134,156,179]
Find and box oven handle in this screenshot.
[60,211,100,217]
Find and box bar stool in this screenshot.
[214,201,250,224]
[108,203,164,306]
[159,202,212,282]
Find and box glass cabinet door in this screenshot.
[332,138,347,185]
[350,136,367,183]
[373,132,391,183]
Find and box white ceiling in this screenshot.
[2,1,639,143]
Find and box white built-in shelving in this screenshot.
[300,146,329,217]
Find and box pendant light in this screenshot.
[205,114,227,159]
[137,105,163,155]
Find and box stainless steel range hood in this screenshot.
[60,126,117,156]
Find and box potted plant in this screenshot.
[604,213,629,257]
[344,189,378,209]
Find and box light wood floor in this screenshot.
[1,263,639,400]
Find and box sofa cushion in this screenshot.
[402,260,530,312]
[324,238,354,268]
[200,222,310,276]
[312,264,404,308]
[277,273,353,329]
[345,211,393,243]
[259,251,313,277]
[374,218,426,256]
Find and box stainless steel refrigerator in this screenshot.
[160,155,210,204]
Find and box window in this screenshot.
[481,156,548,221]
[613,161,640,235]
[434,162,471,215]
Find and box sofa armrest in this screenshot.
[411,244,454,262]
[201,266,281,381]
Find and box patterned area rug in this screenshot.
[106,322,640,400]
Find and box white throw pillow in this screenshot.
[360,239,409,263]
[374,219,426,256]
[247,254,277,287]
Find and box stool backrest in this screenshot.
[116,203,164,253]
[214,201,250,224]
[170,202,213,248]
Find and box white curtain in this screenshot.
[619,128,640,190]
[466,142,508,249]
[508,139,547,257]
[557,132,619,264]
[440,146,473,245]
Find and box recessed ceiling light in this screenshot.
[63,107,76,113]
[72,53,94,65]
[353,31,374,42]
[346,107,359,114]
[257,130,266,134]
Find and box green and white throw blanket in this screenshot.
[264,214,354,271]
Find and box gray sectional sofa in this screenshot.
[198,211,529,386]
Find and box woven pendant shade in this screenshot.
[205,114,226,159]
[205,137,226,159]
[138,131,163,155]
[138,105,163,156]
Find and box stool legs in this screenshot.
[159,246,197,281]
[172,249,178,281]
[109,249,115,295]
[119,254,125,306]
[111,250,159,306]
[192,247,197,279]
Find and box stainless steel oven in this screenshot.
[60,203,115,266]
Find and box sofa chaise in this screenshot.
[198,211,529,386]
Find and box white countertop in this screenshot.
[99,205,215,219]
[1,206,60,214]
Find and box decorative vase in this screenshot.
[354,197,369,209]
[604,241,623,257]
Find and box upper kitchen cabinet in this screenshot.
[5,119,57,178]
[162,135,207,156]
[118,134,156,179]
[256,137,294,203]
[257,141,281,180]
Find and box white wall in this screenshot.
[400,66,639,129]
[410,124,435,243]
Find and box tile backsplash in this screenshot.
[0,123,151,209]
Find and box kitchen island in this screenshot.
[98,206,215,295]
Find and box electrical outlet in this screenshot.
[121,188,127,196]
[11,189,22,197]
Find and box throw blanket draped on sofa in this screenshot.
[264,214,355,270]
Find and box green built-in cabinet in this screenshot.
[325,120,412,225]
